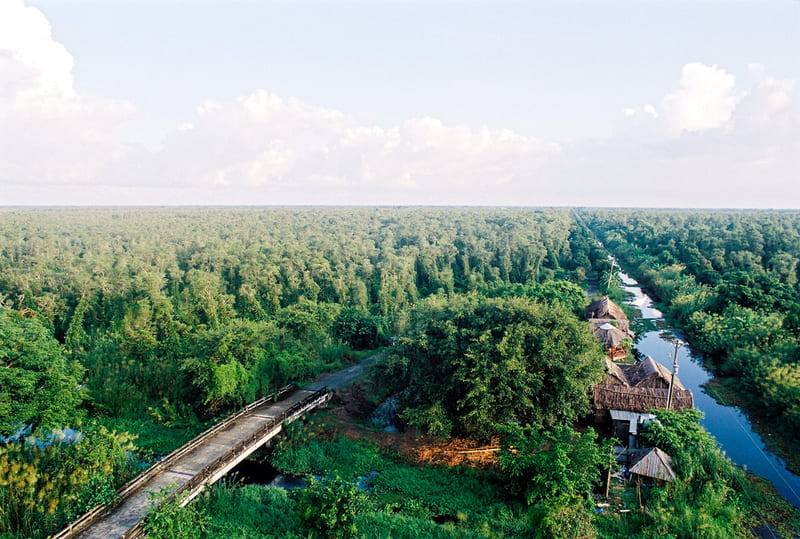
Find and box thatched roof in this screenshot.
[625,356,684,390]
[601,356,685,390]
[590,318,633,336]
[603,358,629,386]
[594,325,629,348]
[586,297,628,323]
[630,447,676,482]
[593,385,694,413]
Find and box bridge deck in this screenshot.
[75,389,321,539]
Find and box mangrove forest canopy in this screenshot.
[0,207,798,538]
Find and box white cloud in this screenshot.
[572,63,800,207]
[142,90,560,203]
[736,76,795,126]
[0,0,74,100]
[1,1,798,209]
[642,104,658,119]
[0,0,136,190]
[0,0,560,206]
[747,62,765,77]
[662,62,738,132]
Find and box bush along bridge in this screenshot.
[53,385,331,539]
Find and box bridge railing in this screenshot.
[51,384,296,539]
[176,387,329,501]
[120,386,330,539]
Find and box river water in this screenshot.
[616,270,800,509]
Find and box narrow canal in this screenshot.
[615,268,800,508]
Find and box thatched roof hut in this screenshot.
[630,447,676,482]
[599,356,685,391]
[593,385,694,413]
[589,318,620,331]
[594,323,630,349]
[625,356,684,390]
[602,358,629,387]
[586,297,629,332]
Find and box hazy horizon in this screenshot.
[2,1,798,208]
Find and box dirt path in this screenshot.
[304,352,383,391]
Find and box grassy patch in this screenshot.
[194,483,304,539]
[192,423,528,538]
[93,414,205,458]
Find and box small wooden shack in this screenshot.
[630,447,676,483]
[627,447,677,507]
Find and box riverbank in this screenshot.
[613,264,800,510]
[703,378,800,477]
[622,274,800,478]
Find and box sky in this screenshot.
[1,0,799,207]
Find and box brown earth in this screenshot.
[321,380,500,469]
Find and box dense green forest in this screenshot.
[0,207,592,537]
[581,210,800,470]
[0,208,797,538]
[0,207,585,427]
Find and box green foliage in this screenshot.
[333,308,384,350]
[526,495,597,539]
[630,408,796,537]
[497,422,615,505]
[370,463,508,521]
[0,425,136,538]
[0,306,84,436]
[483,279,588,315]
[193,478,524,539]
[0,208,592,428]
[297,476,366,538]
[353,510,459,539]
[272,429,385,481]
[94,414,202,457]
[270,428,522,533]
[194,482,303,539]
[582,210,800,460]
[5,207,799,537]
[143,486,209,539]
[639,409,711,467]
[190,426,799,539]
[377,294,605,438]
[400,401,453,439]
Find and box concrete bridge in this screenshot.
[53,385,331,539]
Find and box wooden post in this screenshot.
[636,477,642,508]
[605,465,611,498]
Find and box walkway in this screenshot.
[55,352,382,539]
[55,386,329,539]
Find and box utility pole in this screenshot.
[606,259,616,295]
[666,339,684,410]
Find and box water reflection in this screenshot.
[617,270,800,508]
